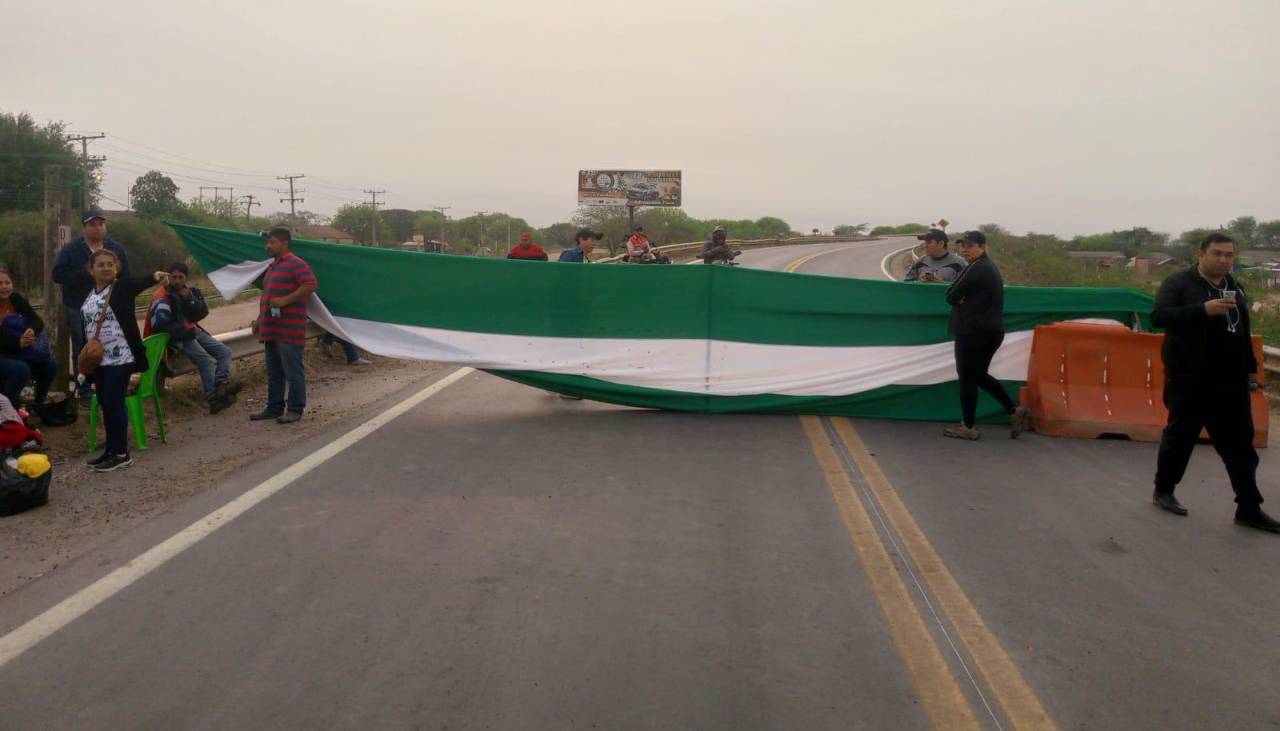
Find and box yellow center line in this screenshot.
[800,416,981,731]
[830,417,1061,731]
[783,245,863,273]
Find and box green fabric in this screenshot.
[494,370,1020,424]
[170,223,1154,346]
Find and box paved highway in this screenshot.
[2,239,1276,730]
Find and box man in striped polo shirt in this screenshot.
[250,227,317,424]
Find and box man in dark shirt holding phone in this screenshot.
[1150,232,1276,533]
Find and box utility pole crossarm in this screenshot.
[363,189,386,245]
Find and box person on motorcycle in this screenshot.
[626,226,652,263]
[701,226,739,264]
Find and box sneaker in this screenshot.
[214,380,244,400]
[249,409,282,421]
[276,412,302,424]
[209,393,236,415]
[93,454,133,473]
[347,357,373,366]
[86,451,111,467]
[943,424,981,441]
[1009,405,1031,439]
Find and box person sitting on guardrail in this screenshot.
[52,208,131,409]
[626,225,652,262]
[507,232,548,261]
[942,231,1030,441]
[559,228,601,262]
[904,229,966,283]
[0,269,71,427]
[250,227,316,425]
[81,250,171,473]
[145,263,242,414]
[701,226,740,264]
[1150,232,1278,534]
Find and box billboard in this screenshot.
[578,170,682,207]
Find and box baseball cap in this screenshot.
[81,208,106,224]
[956,230,987,246]
[575,227,603,241]
[917,228,948,243]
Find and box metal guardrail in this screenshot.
[32,287,260,319]
[1265,345,1280,377]
[598,235,878,264]
[165,323,324,377]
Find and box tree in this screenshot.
[129,171,181,218]
[754,216,793,238]
[333,204,392,245]
[869,223,929,236]
[1227,216,1258,248]
[380,208,417,243]
[833,223,868,236]
[0,112,94,214]
[1256,220,1280,249]
[0,210,44,293]
[538,222,578,249]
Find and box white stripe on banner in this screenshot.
[311,312,1120,398]
[208,259,1115,399]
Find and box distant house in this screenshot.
[1129,256,1175,275]
[1066,251,1128,269]
[295,224,356,244]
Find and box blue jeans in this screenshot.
[174,331,232,399]
[67,308,92,399]
[95,364,132,457]
[0,347,58,405]
[322,333,360,363]
[264,340,305,415]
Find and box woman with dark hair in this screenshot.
[0,269,70,426]
[81,249,169,472]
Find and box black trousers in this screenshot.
[1155,378,1262,507]
[954,332,1016,428]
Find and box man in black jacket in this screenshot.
[1150,233,1277,533]
[942,231,1029,440]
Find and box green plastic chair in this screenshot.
[87,333,170,453]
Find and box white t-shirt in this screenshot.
[81,285,135,367]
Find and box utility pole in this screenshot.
[43,165,74,392]
[473,211,488,256]
[364,189,385,245]
[277,174,306,218]
[66,133,105,210]
[241,194,260,221]
[430,206,450,252]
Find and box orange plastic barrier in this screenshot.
[1021,322,1268,447]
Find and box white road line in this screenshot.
[879,244,918,281]
[0,367,476,670]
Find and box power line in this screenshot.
[241,194,260,220]
[104,133,278,176]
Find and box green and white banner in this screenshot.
[172,223,1154,422]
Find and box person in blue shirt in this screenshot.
[558,228,601,262]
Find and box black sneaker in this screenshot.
[214,380,244,400]
[93,454,133,473]
[86,451,111,467]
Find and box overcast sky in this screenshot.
[4,0,1277,236]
